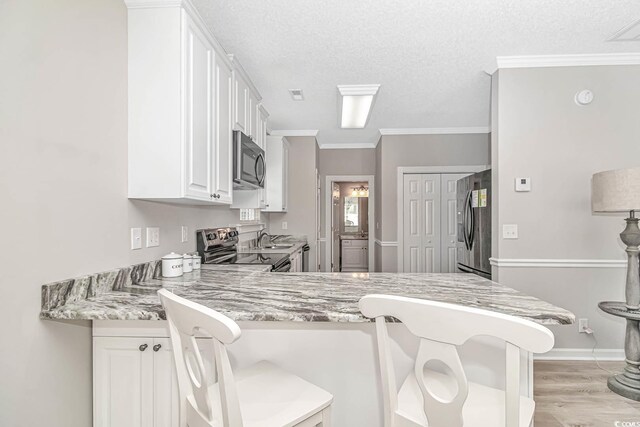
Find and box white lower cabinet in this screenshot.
[94,337,179,427]
[341,239,368,272]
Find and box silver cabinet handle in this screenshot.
[153,344,162,352]
[139,344,148,352]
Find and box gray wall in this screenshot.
[268,136,318,271]
[377,134,491,271]
[318,148,377,270]
[492,65,640,350]
[0,1,241,425]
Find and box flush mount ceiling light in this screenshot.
[338,84,380,128]
[288,89,305,101]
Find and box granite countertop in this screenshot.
[41,263,575,325]
[200,264,272,273]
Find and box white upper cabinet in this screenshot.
[256,104,269,149]
[126,2,235,205]
[229,55,262,142]
[264,136,289,212]
[213,52,233,204]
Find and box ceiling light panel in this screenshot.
[338,84,380,129]
[607,18,640,42]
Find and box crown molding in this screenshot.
[269,130,318,137]
[490,258,626,268]
[495,53,640,70]
[379,127,490,136]
[318,142,377,149]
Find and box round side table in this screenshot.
[598,301,640,400]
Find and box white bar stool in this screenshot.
[158,289,333,427]
[359,294,554,427]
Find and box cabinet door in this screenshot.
[233,72,248,132]
[94,337,154,427]
[213,55,233,204]
[152,338,180,427]
[183,14,214,201]
[342,245,365,269]
[247,91,259,140]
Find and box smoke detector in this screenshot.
[288,89,305,101]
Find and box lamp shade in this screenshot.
[591,167,640,213]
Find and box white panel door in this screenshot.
[183,15,213,200]
[152,338,180,427]
[440,173,468,272]
[213,54,233,203]
[403,174,441,273]
[94,337,154,427]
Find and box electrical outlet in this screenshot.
[502,224,518,239]
[181,226,188,243]
[146,227,160,247]
[578,318,590,333]
[282,221,288,230]
[130,228,142,250]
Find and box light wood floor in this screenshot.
[534,361,640,426]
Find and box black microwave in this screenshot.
[233,131,265,190]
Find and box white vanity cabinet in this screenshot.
[263,136,289,212]
[341,239,368,272]
[93,336,179,427]
[126,2,233,204]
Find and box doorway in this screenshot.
[324,175,375,272]
[396,166,488,273]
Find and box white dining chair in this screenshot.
[359,294,554,427]
[158,289,333,427]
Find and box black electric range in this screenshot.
[196,227,291,272]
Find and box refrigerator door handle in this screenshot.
[468,191,476,249]
[462,190,471,250]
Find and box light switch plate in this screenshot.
[130,228,142,250]
[515,177,531,192]
[146,227,160,247]
[503,224,518,239]
[181,226,188,243]
[282,221,288,230]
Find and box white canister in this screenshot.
[162,253,183,278]
[192,254,201,270]
[183,253,193,273]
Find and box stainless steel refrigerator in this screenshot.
[456,169,492,279]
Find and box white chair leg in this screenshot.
[320,406,332,427]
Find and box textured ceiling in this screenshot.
[192,0,640,146]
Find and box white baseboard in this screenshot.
[534,348,624,361]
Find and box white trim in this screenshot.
[495,53,640,70]
[397,165,490,273]
[318,237,327,243]
[490,258,626,268]
[318,142,378,150]
[379,127,490,136]
[375,239,398,247]
[324,175,375,273]
[124,0,183,8]
[534,348,624,361]
[269,129,318,137]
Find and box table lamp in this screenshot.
[592,167,640,309]
[592,166,640,401]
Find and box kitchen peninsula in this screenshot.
[41,264,574,426]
